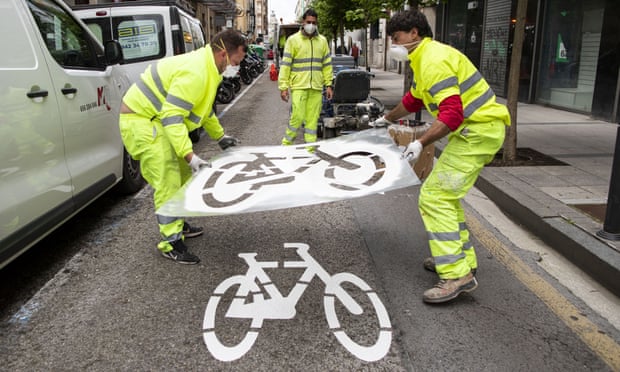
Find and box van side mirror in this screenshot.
[104,40,123,65]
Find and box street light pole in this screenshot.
[597,125,620,241]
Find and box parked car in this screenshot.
[72,1,206,84]
[0,0,145,269]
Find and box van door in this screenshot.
[26,0,124,199]
[0,0,71,255]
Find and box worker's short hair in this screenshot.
[302,8,318,20]
[212,29,248,54]
[387,9,433,38]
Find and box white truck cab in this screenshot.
[0,0,144,269]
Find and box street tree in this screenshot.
[313,0,354,53]
[503,0,528,164]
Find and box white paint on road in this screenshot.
[202,242,392,362]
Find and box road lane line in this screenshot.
[217,71,264,119]
[466,210,620,371]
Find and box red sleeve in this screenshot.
[437,95,464,131]
[401,91,423,113]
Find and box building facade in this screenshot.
[436,0,620,122]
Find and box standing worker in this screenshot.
[372,10,510,303]
[278,32,286,59]
[278,8,333,146]
[119,30,246,264]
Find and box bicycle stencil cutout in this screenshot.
[202,243,392,362]
[156,130,420,217]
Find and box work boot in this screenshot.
[183,222,204,238]
[423,272,478,304]
[423,257,477,276]
[161,240,200,265]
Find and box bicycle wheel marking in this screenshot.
[202,243,392,362]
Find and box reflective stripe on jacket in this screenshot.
[408,38,511,126]
[278,31,332,91]
[122,46,223,159]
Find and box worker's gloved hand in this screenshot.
[218,135,238,150]
[403,140,423,163]
[188,154,211,175]
[369,115,395,128]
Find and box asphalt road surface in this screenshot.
[1,68,619,371]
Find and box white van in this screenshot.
[0,0,145,268]
[72,1,207,84]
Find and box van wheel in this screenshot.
[115,149,145,194]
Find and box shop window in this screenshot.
[536,0,605,113]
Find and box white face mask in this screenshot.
[303,23,317,35]
[222,65,239,77]
[388,45,410,62]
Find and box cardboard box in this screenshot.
[388,124,434,180]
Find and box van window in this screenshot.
[80,15,166,64]
[190,21,205,49]
[180,16,194,52]
[0,0,37,69]
[85,23,103,45]
[114,16,165,62]
[27,0,99,69]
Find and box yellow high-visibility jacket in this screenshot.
[409,37,511,126]
[122,46,223,160]
[278,31,333,91]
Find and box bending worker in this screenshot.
[278,8,333,146]
[119,30,246,265]
[373,10,510,303]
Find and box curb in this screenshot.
[475,167,620,297]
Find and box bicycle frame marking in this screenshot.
[203,243,392,363]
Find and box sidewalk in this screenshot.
[369,68,620,297]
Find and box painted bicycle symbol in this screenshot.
[200,146,386,208]
[202,243,392,362]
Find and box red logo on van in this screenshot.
[97,86,111,111]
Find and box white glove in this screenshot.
[369,115,395,128]
[218,134,239,150]
[188,154,210,175]
[403,140,423,163]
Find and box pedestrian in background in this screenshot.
[350,43,360,68]
[119,29,246,264]
[278,8,333,146]
[373,9,510,303]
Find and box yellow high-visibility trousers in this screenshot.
[282,89,322,145]
[418,120,505,279]
[119,113,191,252]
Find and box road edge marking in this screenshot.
[467,211,620,371]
